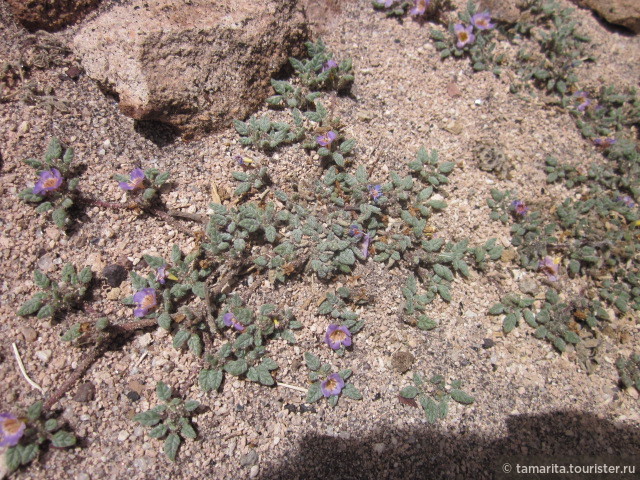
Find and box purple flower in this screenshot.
[361,234,372,258]
[539,256,560,282]
[322,59,338,72]
[616,195,635,208]
[133,288,157,317]
[368,184,383,202]
[471,11,495,30]
[510,200,529,217]
[33,168,63,195]
[316,131,338,148]
[454,24,475,48]
[321,373,345,397]
[325,324,352,350]
[0,413,25,447]
[593,137,616,148]
[119,168,146,191]
[573,91,591,112]
[384,0,395,7]
[410,0,430,16]
[223,312,245,331]
[156,265,168,285]
[349,224,364,238]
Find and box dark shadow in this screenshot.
[133,120,181,147]
[573,5,637,37]
[258,410,640,479]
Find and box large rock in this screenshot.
[5,0,101,32]
[73,0,308,136]
[573,0,640,33]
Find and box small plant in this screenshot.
[17,263,92,320]
[488,293,536,333]
[4,401,76,474]
[233,114,304,151]
[18,137,79,229]
[616,354,640,392]
[114,167,170,206]
[304,352,362,406]
[289,38,354,93]
[431,1,502,73]
[134,382,199,461]
[399,373,474,423]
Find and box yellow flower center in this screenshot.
[141,294,155,309]
[459,31,468,42]
[325,378,337,390]
[43,178,58,188]
[330,330,346,342]
[3,418,23,435]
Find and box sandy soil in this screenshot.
[1,0,639,479]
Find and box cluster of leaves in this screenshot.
[489,289,610,352]
[289,38,354,93]
[18,263,92,321]
[234,39,355,159]
[399,373,474,423]
[133,382,199,461]
[18,137,79,229]
[372,0,453,19]
[402,273,439,330]
[304,352,362,406]
[431,1,503,73]
[616,354,640,392]
[231,166,270,197]
[507,0,593,95]
[6,402,76,474]
[199,296,301,391]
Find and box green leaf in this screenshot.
[304,352,321,371]
[450,389,474,405]
[180,419,197,439]
[155,172,170,186]
[400,386,419,399]
[6,447,21,471]
[156,382,172,401]
[342,383,362,400]
[142,188,156,201]
[133,410,162,427]
[437,284,452,302]
[27,401,43,422]
[199,369,223,392]
[36,202,53,214]
[258,366,275,386]
[188,334,203,356]
[503,313,517,333]
[417,315,438,330]
[172,329,191,349]
[488,303,504,315]
[339,139,356,154]
[149,423,169,439]
[143,255,166,269]
[191,281,206,299]
[20,443,39,465]
[36,303,54,319]
[224,359,248,376]
[52,208,68,228]
[45,137,62,161]
[433,264,453,281]
[51,430,76,448]
[18,296,44,316]
[44,418,58,432]
[158,313,172,330]
[164,433,181,461]
[78,267,92,284]
[420,396,439,423]
[184,400,199,412]
[306,382,323,403]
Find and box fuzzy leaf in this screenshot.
[400,386,419,399]
[156,382,172,401]
[306,382,323,403]
[342,383,362,400]
[304,352,321,371]
[450,389,474,405]
[51,430,76,448]
[224,359,248,376]
[199,369,223,392]
[164,433,181,461]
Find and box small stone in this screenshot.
[17,121,30,135]
[482,338,496,349]
[73,382,96,403]
[250,465,259,478]
[391,350,415,374]
[66,66,82,80]
[106,287,121,301]
[76,474,90,480]
[20,326,37,342]
[501,248,517,263]
[117,430,130,442]
[102,264,128,287]
[45,227,61,241]
[138,333,153,348]
[373,442,385,454]
[240,449,258,467]
[126,391,141,402]
[518,278,538,295]
[35,350,52,363]
[444,120,463,135]
[37,253,56,272]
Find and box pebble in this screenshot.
[117,431,130,442]
[35,349,52,363]
[138,333,153,348]
[17,121,30,135]
[76,474,90,480]
[240,449,258,467]
[518,278,538,295]
[373,442,385,454]
[102,264,128,287]
[37,253,56,272]
[20,326,37,342]
[73,382,96,403]
[250,466,259,478]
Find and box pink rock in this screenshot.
[72,0,308,137]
